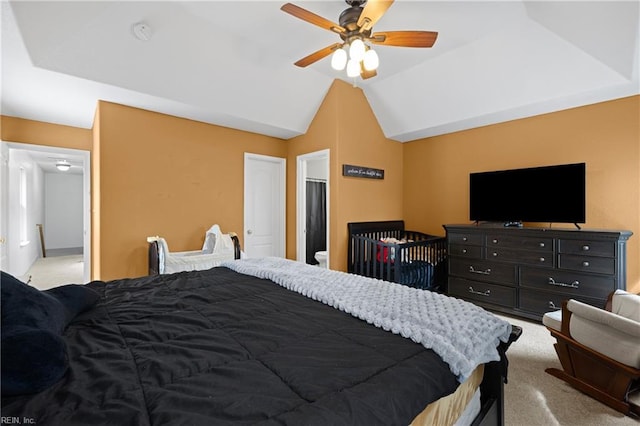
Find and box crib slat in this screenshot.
[348,223,448,291]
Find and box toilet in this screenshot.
[314,251,328,268]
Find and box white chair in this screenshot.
[147,225,240,275]
[543,290,640,417]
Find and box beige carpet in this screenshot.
[500,313,638,426]
[19,254,84,290]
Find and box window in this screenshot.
[19,166,28,246]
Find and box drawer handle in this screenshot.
[548,301,559,309]
[539,257,546,263]
[469,266,491,275]
[582,261,590,267]
[492,239,498,244]
[582,245,590,251]
[539,242,545,248]
[461,249,467,254]
[548,277,580,289]
[492,252,498,257]
[468,286,491,297]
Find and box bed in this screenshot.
[1,258,520,426]
[348,220,448,291]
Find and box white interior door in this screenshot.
[244,153,286,258]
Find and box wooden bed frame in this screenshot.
[472,325,522,425]
[148,234,242,275]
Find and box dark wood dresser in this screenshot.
[443,224,633,321]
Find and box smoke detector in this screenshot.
[132,21,152,41]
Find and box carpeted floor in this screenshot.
[19,254,84,290]
[499,313,638,426]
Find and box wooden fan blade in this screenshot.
[281,3,345,34]
[370,31,438,47]
[294,43,342,67]
[357,0,394,32]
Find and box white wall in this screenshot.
[7,149,44,276]
[307,158,328,181]
[44,173,83,249]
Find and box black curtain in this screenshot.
[306,180,327,265]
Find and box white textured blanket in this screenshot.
[221,257,512,382]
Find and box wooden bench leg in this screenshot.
[546,367,638,416]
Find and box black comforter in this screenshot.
[2,267,459,425]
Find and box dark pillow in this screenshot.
[1,271,100,396]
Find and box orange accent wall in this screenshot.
[92,101,287,280]
[3,93,637,290]
[403,95,640,292]
[285,81,339,266]
[286,80,404,271]
[1,116,92,150]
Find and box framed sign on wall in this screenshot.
[342,164,384,180]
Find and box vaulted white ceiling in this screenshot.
[2,1,639,142]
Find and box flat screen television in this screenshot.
[469,163,586,226]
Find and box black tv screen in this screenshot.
[469,163,586,224]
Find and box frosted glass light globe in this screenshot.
[346,59,360,77]
[349,39,365,62]
[363,49,379,71]
[331,47,347,70]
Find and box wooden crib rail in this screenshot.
[347,221,447,291]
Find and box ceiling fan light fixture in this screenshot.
[331,47,348,70]
[346,58,360,77]
[363,48,379,71]
[282,1,438,80]
[348,38,365,62]
[56,161,71,172]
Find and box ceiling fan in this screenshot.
[281,0,438,80]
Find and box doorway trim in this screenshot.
[3,142,91,282]
[296,149,330,268]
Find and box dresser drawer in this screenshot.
[486,234,553,251]
[448,232,484,246]
[558,239,615,257]
[444,224,630,322]
[486,248,553,267]
[449,278,516,308]
[558,254,615,275]
[449,244,483,259]
[449,258,516,286]
[519,288,604,317]
[520,267,614,300]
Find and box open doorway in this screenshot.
[1,141,91,287]
[296,149,329,268]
